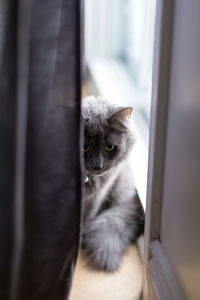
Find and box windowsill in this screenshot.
[85,58,149,211]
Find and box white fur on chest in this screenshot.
[84,166,122,220]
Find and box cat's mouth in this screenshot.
[94,170,104,174]
[88,170,104,176]
[85,168,110,176]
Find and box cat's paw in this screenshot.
[87,245,122,272]
[84,223,124,272]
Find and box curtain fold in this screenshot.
[0,0,82,299]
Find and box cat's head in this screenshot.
[82,96,135,176]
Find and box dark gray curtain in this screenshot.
[0,0,82,299]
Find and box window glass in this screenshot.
[85,0,156,122]
[84,0,157,206]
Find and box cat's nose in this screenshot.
[94,164,103,171]
[93,163,103,170]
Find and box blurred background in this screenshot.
[83,0,156,208]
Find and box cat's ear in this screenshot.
[109,107,133,129]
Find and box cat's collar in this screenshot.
[84,173,89,183]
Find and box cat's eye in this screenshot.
[84,145,91,153]
[105,144,116,152]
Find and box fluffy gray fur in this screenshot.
[82,96,143,272]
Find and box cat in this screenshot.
[81,95,144,272]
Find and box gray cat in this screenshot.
[82,96,144,272]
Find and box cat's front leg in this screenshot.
[84,225,125,272]
[84,212,131,272]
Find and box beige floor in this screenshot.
[69,245,142,300]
